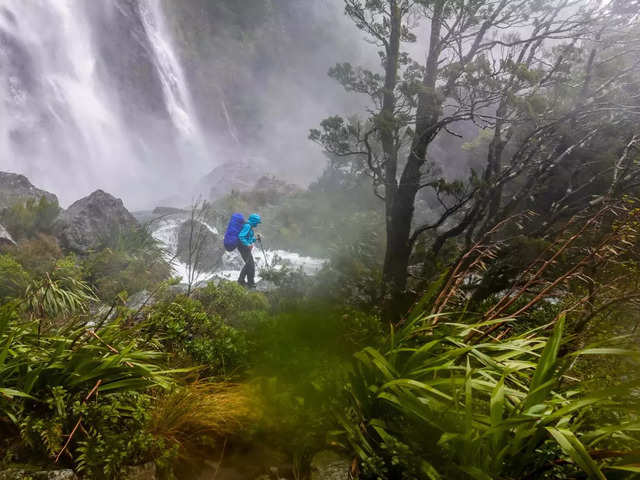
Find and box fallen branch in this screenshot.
[55,379,102,463]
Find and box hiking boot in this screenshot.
[247,283,257,289]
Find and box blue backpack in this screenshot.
[224,213,245,251]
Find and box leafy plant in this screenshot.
[24,273,97,323]
[84,225,171,302]
[339,313,640,479]
[0,299,185,475]
[146,295,249,376]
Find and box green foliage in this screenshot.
[338,313,640,479]
[7,235,63,278]
[19,391,175,479]
[0,294,183,475]
[0,317,174,408]
[24,272,97,323]
[0,197,60,240]
[146,295,249,376]
[0,255,30,301]
[314,235,384,308]
[194,281,269,326]
[84,226,171,301]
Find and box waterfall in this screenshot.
[0,0,208,208]
[138,0,204,146]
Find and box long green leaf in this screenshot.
[547,427,606,480]
[490,376,505,455]
[523,314,565,410]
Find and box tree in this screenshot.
[181,200,213,296]
[312,0,640,318]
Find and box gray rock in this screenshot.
[54,190,139,253]
[0,469,78,480]
[126,290,154,311]
[176,219,225,273]
[41,472,77,480]
[0,223,15,247]
[310,450,351,480]
[0,171,58,210]
[122,462,157,480]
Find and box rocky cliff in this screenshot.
[0,172,58,210]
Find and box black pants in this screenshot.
[238,244,255,285]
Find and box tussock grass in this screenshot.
[149,382,259,459]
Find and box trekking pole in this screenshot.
[257,237,271,270]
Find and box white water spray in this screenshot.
[138,0,203,145]
[0,0,208,208]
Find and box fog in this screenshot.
[0,0,377,209]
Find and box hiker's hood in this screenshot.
[248,214,262,227]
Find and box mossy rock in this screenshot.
[0,469,77,480]
[310,450,350,480]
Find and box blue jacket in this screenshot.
[238,214,261,246]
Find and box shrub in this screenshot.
[146,296,249,376]
[0,301,180,476]
[0,197,60,240]
[23,272,97,331]
[18,390,174,479]
[0,255,30,301]
[194,281,269,324]
[8,234,63,278]
[313,235,383,309]
[84,248,170,302]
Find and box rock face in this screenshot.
[176,219,224,272]
[310,450,351,480]
[0,172,58,210]
[0,223,15,247]
[55,190,139,253]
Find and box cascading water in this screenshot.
[0,0,208,208]
[147,211,326,286]
[138,0,204,147]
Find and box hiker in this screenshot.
[237,213,262,287]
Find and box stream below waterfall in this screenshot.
[147,212,326,288]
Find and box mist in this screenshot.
[0,0,376,210]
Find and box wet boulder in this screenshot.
[54,190,138,253]
[176,219,225,273]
